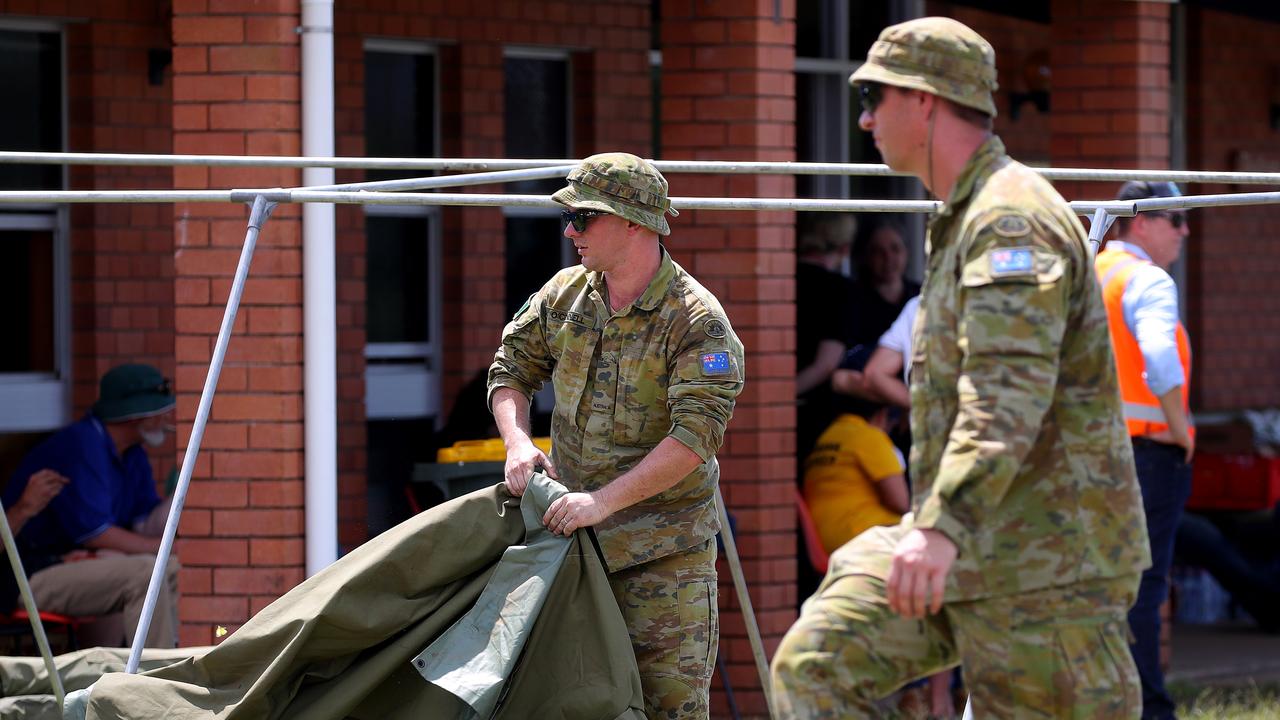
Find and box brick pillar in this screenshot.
[171,0,306,647]
[661,2,797,717]
[440,43,507,396]
[1050,0,1172,200]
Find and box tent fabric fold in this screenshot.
[41,473,643,719]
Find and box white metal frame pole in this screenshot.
[301,0,338,576]
[125,196,278,674]
[0,504,64,706]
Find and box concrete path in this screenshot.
[1168,622,1280,686]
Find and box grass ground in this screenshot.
[1172,681,1280,719]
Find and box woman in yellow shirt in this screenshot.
[803,399,909,554]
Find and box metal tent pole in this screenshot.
[715,488,775,716]
[124,195,278,674]
[0,503,64,706]
[8,149,1280,186]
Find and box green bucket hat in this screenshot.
[551,152,679,236]
[849,16,998,118]
[92,364,176,422]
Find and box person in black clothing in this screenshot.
[796,212,856,465]
[847,217,920,348]
[1175,505,1280,633]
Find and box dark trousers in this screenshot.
[1128,438,1193,720]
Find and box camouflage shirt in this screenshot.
[908,136,1150,601]
[488,249,745,572]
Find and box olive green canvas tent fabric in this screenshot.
[0,647,204,720]
[66,474,645,719]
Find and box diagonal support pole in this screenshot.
[0,502,64,706]
[126,195,278,674]
[715,487,775,716]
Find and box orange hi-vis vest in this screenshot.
[1096,247,1194,439]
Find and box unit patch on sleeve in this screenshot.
[989,247,1035,277]
[704,317,728,339]
[992,213,1031,238]
[701,351,731,375]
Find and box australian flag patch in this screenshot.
[701,351,731,375]
[989,247,1034,276]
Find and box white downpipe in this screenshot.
[301,0,337,576]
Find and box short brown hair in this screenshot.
[944,98,993,131]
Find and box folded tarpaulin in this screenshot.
[71,474,646,719]
[0,647,205,720]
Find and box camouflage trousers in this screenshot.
[609,539,718,720]
[772,525,1142,719]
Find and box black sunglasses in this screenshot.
[858,82,884,114]
[561,209,606,233]
[1145,212,1187,229]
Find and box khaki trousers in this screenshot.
[28,500,179,649]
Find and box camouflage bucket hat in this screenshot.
[849,16,998,118]
[551,152,679,236]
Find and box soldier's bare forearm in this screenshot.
[591,436,703,515]
[492,387,534,448]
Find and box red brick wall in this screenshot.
[170,0,306,646]
[1049,0,1172,202]
[1185,8,1280,410]
[662,2,797,716]
[0,0,178,479]
[330,1,653,549]
[928,3,1052,163]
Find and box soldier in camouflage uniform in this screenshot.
[771,18,1151,719]
[488,152,745,719]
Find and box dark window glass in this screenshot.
[795,0,829,58]
[364,51,435,183]
[0,30,61,191]
[0,229,55,372]
[795,72,846,199]
[848,3,891,62]
[366,216,430,344]
[504,57,568,195]
[366,418,437,537]
[505,216,565,319]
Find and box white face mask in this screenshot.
[140,427,166,448]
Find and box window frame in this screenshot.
[360,38,444,421]
[793,0,927,282]
[500,48,576,279]
[0,19,70,433]
[502,47,574,416]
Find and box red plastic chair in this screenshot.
[3,608,93,651]
[794,488,831,575]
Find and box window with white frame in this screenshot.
[362,39,442,421]
[503,48,574,431]
[794,0,926,280]
[0,23,69,432]
[503,48,574,319]
[362,40,443,534]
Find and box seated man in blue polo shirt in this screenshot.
[2,363,180,648]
